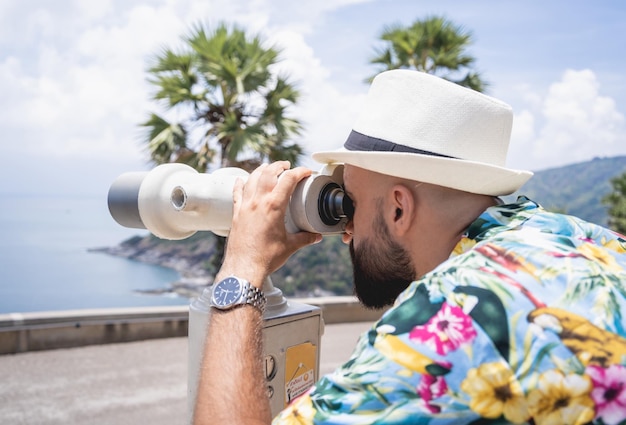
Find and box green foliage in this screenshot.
[142,22,304,172]
[603,171,626,234]
[368,15,487,91]
[505,156,626,226]
[272,235,353,296]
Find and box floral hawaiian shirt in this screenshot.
[273,197,626,425]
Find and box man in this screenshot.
[194,70,626,424]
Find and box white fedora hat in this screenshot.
[312,70,532,196]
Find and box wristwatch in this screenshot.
[210,276,266,313]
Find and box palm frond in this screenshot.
[140,113,188,164]
[368,15,487,92]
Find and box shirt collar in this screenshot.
[451,196,540,258]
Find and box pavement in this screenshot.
[0,321,373,425]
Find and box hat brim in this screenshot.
[312,149,533,196]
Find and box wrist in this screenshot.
[217,262,266,290]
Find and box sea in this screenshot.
[0,193,190,314]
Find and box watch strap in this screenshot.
[241,280,267,312]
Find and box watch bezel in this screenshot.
[210,276,244,310]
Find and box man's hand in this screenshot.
[219,161,323,287]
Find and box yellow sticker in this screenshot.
[284,342,316,406]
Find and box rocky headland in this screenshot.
[92,231,355,299]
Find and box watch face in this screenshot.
[212,277,242,307]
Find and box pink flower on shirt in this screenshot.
[409,302,477,355]
[586,364,626,425]
[416,373,448,413]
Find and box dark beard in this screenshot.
[349,214,415,310]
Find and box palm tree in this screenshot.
[368,16,487,92]
[141,22,304,273]
[142,22,303,173]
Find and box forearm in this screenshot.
[193,304,271,425]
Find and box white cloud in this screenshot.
[251,0,373,33]
[2,1,625,196]
[0,2,178,162]
[267,29,363,168]
[72,0,113,21]
[0,0,365,170]
[508,69,625,171]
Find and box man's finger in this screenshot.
[257,161,290,190]
[231,177,245,216]
[275,166,313,199]
[240,163,267,199]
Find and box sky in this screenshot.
[1,0,625,199]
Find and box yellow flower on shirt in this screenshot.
[577,242,622,273]
[460,361,530,424]
[602,236,626,254]
[452,236,476,256]
[526,370,594,425]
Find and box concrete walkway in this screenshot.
[0,321,373,425]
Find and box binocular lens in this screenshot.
[318,182,354,226]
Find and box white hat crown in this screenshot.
[313,70,532,196]
[353,70,513,166]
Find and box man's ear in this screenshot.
[388,184,414,236]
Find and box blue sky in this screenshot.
[1,0,625,198]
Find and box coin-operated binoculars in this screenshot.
[107,162,352,420]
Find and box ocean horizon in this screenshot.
[0,193,191,314]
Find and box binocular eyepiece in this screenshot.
[107,163,353,240]
[318,181,354,226]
